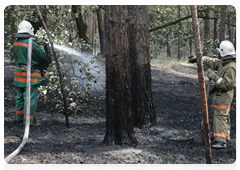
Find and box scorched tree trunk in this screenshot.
[97,7,105,56]
[128,5,156,127]
[104,5,137,146]
[104,5,156,146]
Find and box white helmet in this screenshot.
[17,20,34,35]
[217,40,236,59]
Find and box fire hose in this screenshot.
[5,37,35,163]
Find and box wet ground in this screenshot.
[4,57,236,164]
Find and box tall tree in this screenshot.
[191,5,212,164]
[227,9,232,43]
[165,5,171,58]
[177,5,181,60]
[104,5,137,146]
[128,5,156,127]
[234,21,238,50]
[104,5,156,146]
[97,7,105,56]
[219,5,227,43]
[166,33,171,58]
[203,9,210,56]
[92,13,95,55]
[213,17,218,41]
[72,5,88,44]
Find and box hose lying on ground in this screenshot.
[5,37,35,163]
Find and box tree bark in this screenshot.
[166,34,171,58]
[213,17,218,41]
[219,5,227,43]
[104,5,156,146]
[228,13,232,43]
[72,5,88,44]
[191,5,212,164]
[128,5,156,127]
[97,7,105,56]
[234,28,236,50]
[104,5,137,146]
[203,10,210,56]
[177,5,181,60]
[189,39,192,56]
[92,13,95,55]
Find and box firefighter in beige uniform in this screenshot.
[189,40,236,149]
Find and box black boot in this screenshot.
[212,141,226,149]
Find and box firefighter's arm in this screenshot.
[188,56,219,71]
[202,57,220,71]
[215,67,236,91]
[32,41,46,62]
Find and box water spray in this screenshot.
[54,44,106,91]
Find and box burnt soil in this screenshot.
[4,57,236,164]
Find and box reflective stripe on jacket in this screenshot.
[13,67,42,87]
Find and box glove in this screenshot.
[207,69,217,81]
[35,36,43,44]
[188,55,207,63]
[188,55,197,63]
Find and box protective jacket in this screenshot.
[203,57,236,143]
[13,38,46,87]
[203,57,236,107]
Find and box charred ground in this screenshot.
[4,57,236,164]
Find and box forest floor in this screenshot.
[4,56,236,165]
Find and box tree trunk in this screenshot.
[191,5,212,164]
[166,33,171,58]
[97,7,105,56]
[219,5,227,43]
[5,6,18,60]
[128,5,156,127]
[228,13,232,42]
[213,18,218,41]
[92,13,95,55]
[31,6,48,35]
[104,5,156,146]
[187,21,192,56]
[104,5,137,146]
[203,10,210,56]
[234,28,236,50]
[72,5,88,44]
[189,39,192,56]
[177,5,181,60]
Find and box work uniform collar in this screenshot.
[15,33,35,39]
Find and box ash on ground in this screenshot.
[4,57,236,164]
